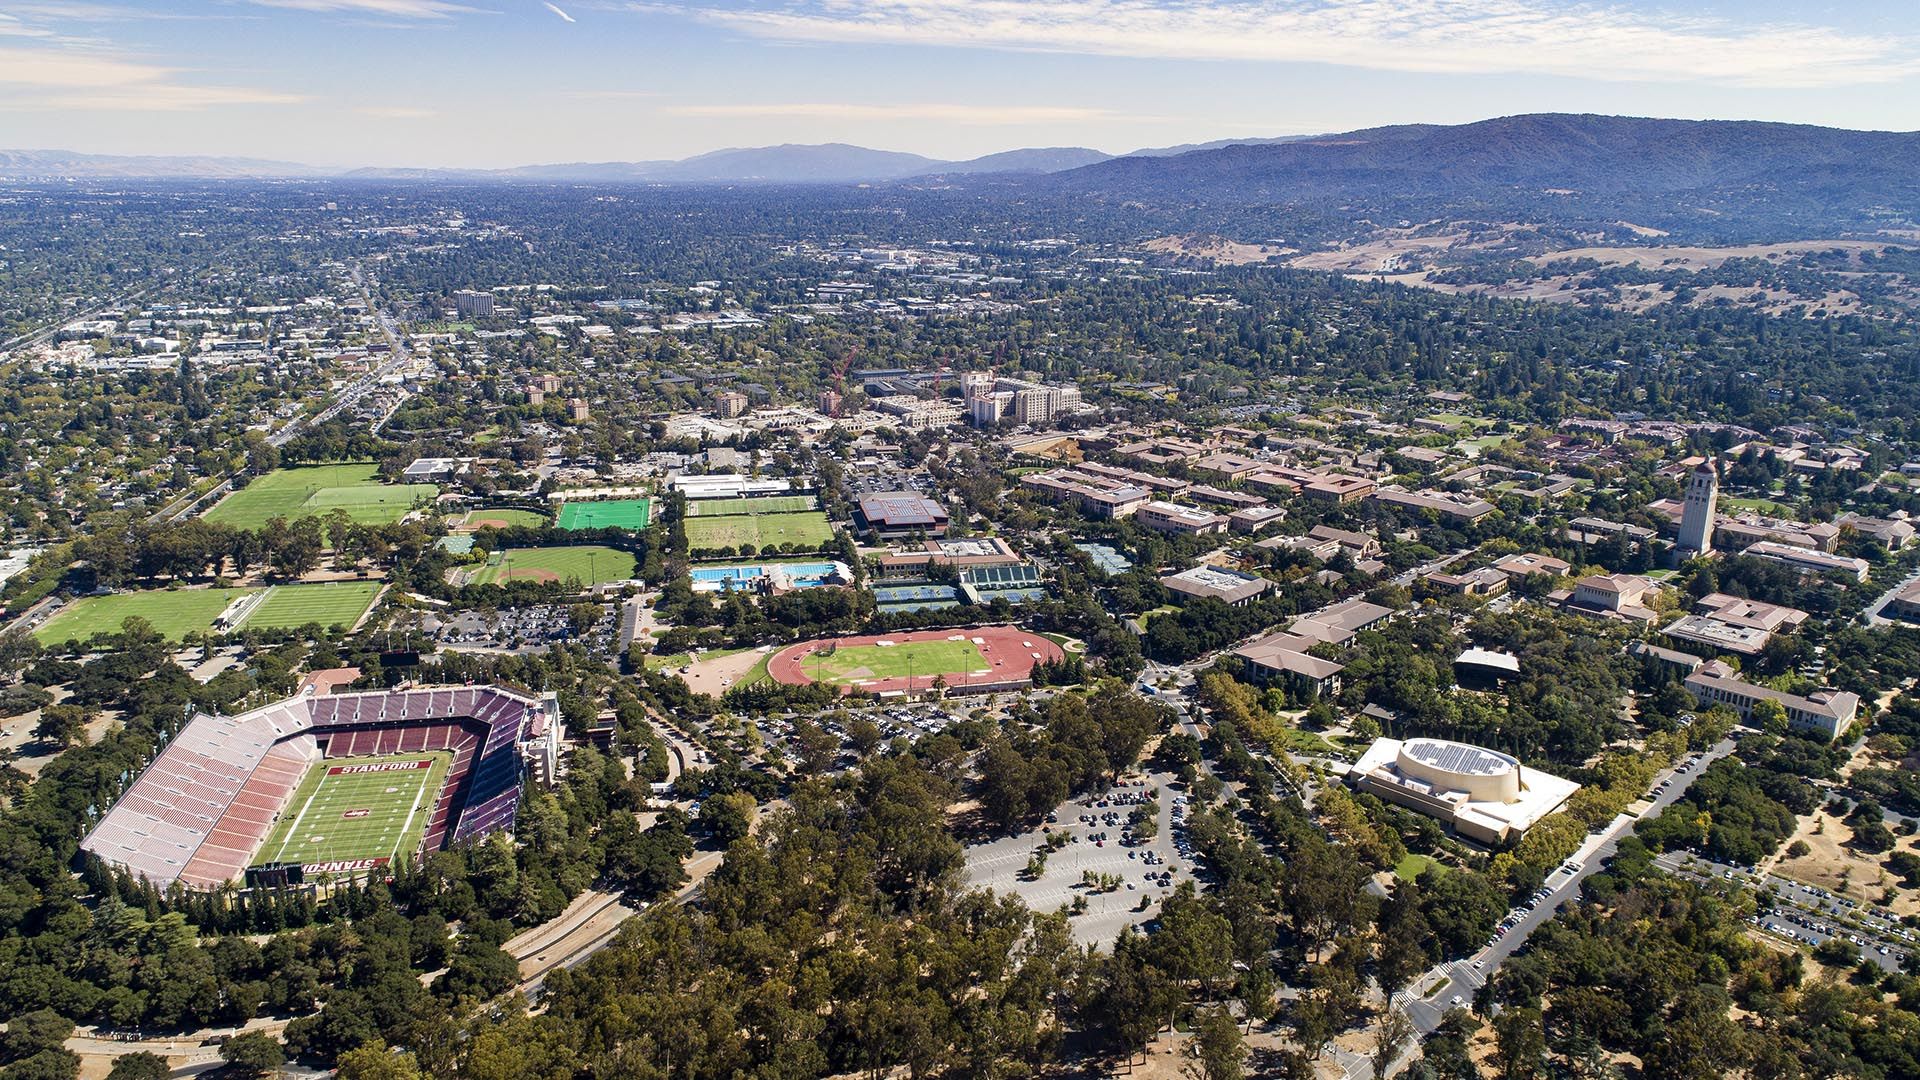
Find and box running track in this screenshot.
[768,625,1064,695]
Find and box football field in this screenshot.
[685,495,817,516]
[469,545,637,586]
[556,497,653,530]
[205,464,439,528]
[241,581,382,632]
[684,510,834,551]
[256,753,451,872]
[799,639,987,686]
[36,581,383,644]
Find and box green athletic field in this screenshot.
[685,510,834,551]
[556,498,653,531]
[36,582,384,643]
[255,752,451,872]
[205,464,439,529]
[470,545,636,586]
[685,495,817,516]
[35,588,251,644]
[240,581,381,632]
[800,639,987,685]
[458,508,548,530]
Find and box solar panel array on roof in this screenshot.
[1405,740,1511,776]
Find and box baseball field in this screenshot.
[457,508,548,530]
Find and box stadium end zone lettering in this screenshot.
[301,857,391,874]
[327,760,432,776]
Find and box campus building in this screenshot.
[1349,737,1581,845]
[1677,463,1718,555]
[1683,660,1859,741]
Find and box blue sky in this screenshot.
[0,1,1916,167]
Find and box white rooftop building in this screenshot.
[1350,737,1581,844]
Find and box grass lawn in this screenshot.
[685,510,834,551]
[240,581,381,632]
[255,752,451,872]
[1722,496,1799,519]
[458,508,548,530]
[471,545,636,586]
[1395,853,1444,881]
[684,495,818,516]
[800,639,987,685]
[206,464,438,528]
[37,588,252,644]
[556,498,653,530]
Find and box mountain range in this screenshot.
[5,116,1917,240]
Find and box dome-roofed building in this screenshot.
[1349,736,1580,844]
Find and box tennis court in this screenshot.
[685,495,818,516]
[556,498,653,531]
[255,753,451,872]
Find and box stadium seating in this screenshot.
[82,685,543,890]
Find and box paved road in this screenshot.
[1400,737,1739,1036]
[1861,564,1920,626]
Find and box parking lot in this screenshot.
[1655,850,1916,973]
[964,769,1197,946]
[430,604,618,656]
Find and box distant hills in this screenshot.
[0,142,1114,184]
[4,116,1916,240]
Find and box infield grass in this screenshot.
[799,639,987,686]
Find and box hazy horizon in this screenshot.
[1,1,1917,169]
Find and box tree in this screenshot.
[219,1031,285,1076]
[104,1054,168,1080]
[335,1045,426,1080]
[32,705,87,748]
[700,791,757,847]
[1372,1005,1416,1080]
[1184,1006,1246,1080]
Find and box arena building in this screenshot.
[1349,737,1580,844]
[81,684,562,890]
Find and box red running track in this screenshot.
[767,625,1065,696]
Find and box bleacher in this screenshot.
[82,684,544,890]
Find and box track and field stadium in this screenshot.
[767,625,1065,696]
[81,685,562,889]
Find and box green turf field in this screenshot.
[458,508,548,530]
[685,495,818,516]
[36,587,251,644]
[556,498,653,530]
[799,639,987,685]
[255,752,451,872]
[205,464,439,528]
[239,582,381,632]
[470,545,637,586]
[685,510,834,551]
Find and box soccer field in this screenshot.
[800,639,988,685]
[685,495,817,517]
[36,587,251,644]
[205,464,439,529]
[240,582,382,632]
[470,545,637,586]
[256,753,451,872]
[684,510,835,551]
[556,498,653,531]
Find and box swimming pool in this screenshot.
[691,562,844,591]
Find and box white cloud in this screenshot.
[0,44,305,110]
[544,2,575,22]
[245,0,483,17]
[661,101,1124,124]
[652,0,1920,89]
